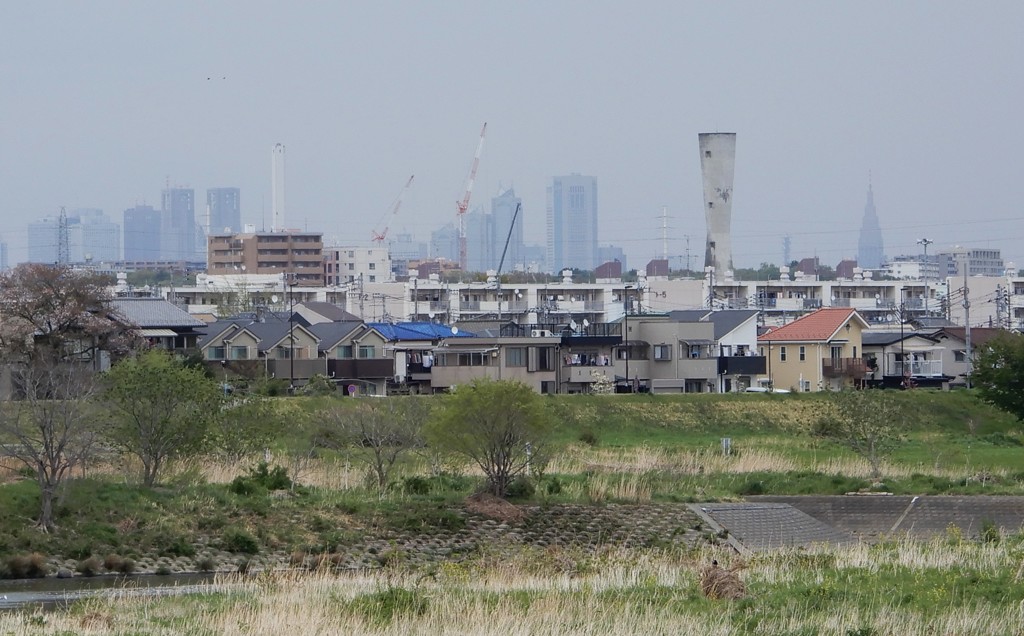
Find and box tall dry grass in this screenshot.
[6,539,1023,636]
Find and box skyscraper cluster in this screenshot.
[26,186,240,265]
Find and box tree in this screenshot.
[101,350,223,487]
[814,389,908,479]
[0,263,135,363]
[318,397,429,491]
[971,331,1024,421]
[0,358,100,532]
[426,379,553,496]
[209,396,286,466]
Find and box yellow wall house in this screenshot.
[757,307,870,392]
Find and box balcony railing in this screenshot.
[894,359,943,377]
[822,357,868,378]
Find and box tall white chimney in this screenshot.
[271,143,286,232]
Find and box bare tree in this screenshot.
[815,389,909,480]
[0,358,100,532]
[319,397,429,491]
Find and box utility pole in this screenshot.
[963,268,972,389]
[918,238,933,316]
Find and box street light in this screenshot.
[918,238,933,316]
[899,286,910,388]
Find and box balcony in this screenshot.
[894,359,943,377]
[718,355,767,376]
[822,357,868,378]
[803,298,823,309]
[328,358,395,379]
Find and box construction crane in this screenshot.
[370,175,415,243]
[456,122,487,270]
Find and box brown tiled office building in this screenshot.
[207,231,324,285]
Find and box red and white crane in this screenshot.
[456,122,487,270]
[371,174,415,243]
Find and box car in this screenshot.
[744,386,791,394]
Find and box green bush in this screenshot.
[156,533,196,558]
[302,374,336,396]
[578,428,599,446]
[349,586,429,626]
[196,556,218,572]
[402,476,431,495]
[223,528,260,554]
[505,477,536,500]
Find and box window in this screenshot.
[336,345,353,359]
[953,349,967,362]
[830,346,843,360]
[799,346,805,361]
[208,346,226,360]
[359,345,376,359]
[528,346,555,372]
[506,347,526,367]
[230,346,248,360]
[653,344,671,361]
[780,346,787,362]
[368,263,375,270]
[348,263,354,270]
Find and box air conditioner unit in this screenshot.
[531,329,552,338]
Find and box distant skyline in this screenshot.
[2,2,1023,271]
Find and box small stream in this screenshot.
[0,573,223,611]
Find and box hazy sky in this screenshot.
[2,1,1022,271]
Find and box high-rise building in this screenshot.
[69,208,120,262]
[0,235,8,270]
[857,182,884,269]
[598,245,627,272]
[387,232,428,279]
[27,209,119,264]
[430,223,460,264]
[464,207,492,273]
[161,187,197,262]
[547,174,598,272]
[699,133,737,275]
[207,188,241,234]
[492,188,523,273]
[27,217,58,263]
[123,204,162,262]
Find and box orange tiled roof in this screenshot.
[757,307,862,342]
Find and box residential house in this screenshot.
[197,318,325,388]
[926,327,1005,387]
[861,330,951,389]
[757,307,869,392]
[314,321,392,396]
[109,297,206,353]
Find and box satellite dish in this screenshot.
[513,289,520,294]
[570,320,578,331]
[451,326,459,335]
[271,295,279,303]
[582,319,590,328]
[428,311,435,319]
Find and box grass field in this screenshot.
[2,390,1023,633]
[4,536,1023,635]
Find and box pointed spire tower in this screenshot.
[857,176,884,269]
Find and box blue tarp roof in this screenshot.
[366,322,475,341]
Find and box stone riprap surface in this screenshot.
[689,503,855,554]
[749,495,1024,540]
